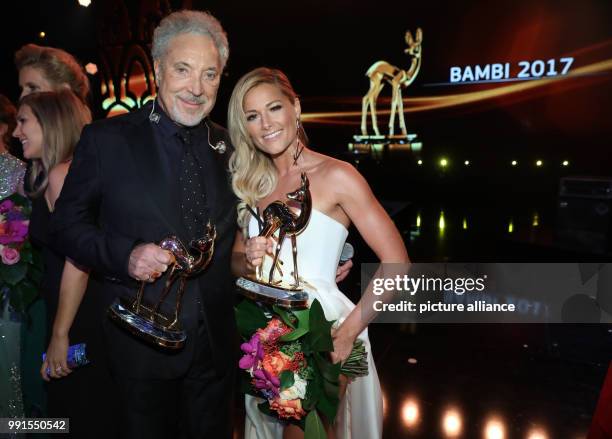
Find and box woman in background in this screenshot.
[13,90,116,436]
[15,43,90,102]
[0,94,25,199]
[0,93,27,418]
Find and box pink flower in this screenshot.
[257,318,292,344]
[0,220,28,245]
[1,247,20,265]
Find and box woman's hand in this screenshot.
[330,327,357,365]
[40,333,72,381]
[244,236,274,269]
[335,259,353,283]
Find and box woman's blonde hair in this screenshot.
[15,44,90,103]
[228,67,307,231]
[20,90,91,197]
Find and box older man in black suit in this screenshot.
[51,10,237,438]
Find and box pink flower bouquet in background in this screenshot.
[236,299,368,439]
[0,194,43,313]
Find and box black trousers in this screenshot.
[112,321,234,439]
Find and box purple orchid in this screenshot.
[6,210,25,221]
[239,334,264,370]
[253,368,280,397]
[0,220,28,245]
[0,200,15,214]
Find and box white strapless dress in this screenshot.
[244,209,383,439]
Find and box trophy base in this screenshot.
[108,297,186,349]
[236,277,309,309]
[349,133,422,154]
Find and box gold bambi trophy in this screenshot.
[108,224,216,348]
[236,173,311,309]
[350,28,423,156]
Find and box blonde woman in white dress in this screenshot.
[229,67,409,439]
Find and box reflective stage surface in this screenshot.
[234,146,612,438]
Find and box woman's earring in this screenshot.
[293,118,304,165]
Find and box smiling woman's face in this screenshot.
[13,104,43,160]
[242,83,300,158]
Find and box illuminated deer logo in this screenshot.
[361,28,423,136]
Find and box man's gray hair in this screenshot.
[152,10,229,68]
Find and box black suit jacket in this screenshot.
[51,103,238,379]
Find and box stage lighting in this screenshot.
[536,160,543,167]
[85,63,98,75]
[527,428,548,439]
[78,0,91,6]
[39,31,46,38]
[416,213,421,228]
[382,390,388,418]
[464,160,470,166]
[407,357,418,364]
[562,160,570,167]
[532,213,539,227]
[484,418,506,439]
[508,219,514,234]
[439,158,448,168]
[417,159,423,166]
[438,211,446,232]
[401,398,420,429]
[442,408,462,437]
[511,160,518,166]
[462,218,467,230]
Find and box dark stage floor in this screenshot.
[233,147,612,438]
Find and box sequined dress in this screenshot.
[0,152,25,201]
[0,152,26,418]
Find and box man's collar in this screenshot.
[151,99,208,140]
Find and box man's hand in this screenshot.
[128,243,174,282]
[336,259,353,283]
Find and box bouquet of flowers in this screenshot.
[0,194,43,313]
[236,298,368,439]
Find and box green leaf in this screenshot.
[279,370,295,391]
[307,300,334,352]
[272,305,296,329]
[235,299,268,339]
[303,373,323,411]
[279,326,309,342]
[16,280,38,312]
[314,353,341,384]
[304,410,327,439]
[316,389,339,425]
[0,262,28,286]
[293,309,310,330]
[19,244,33,264]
